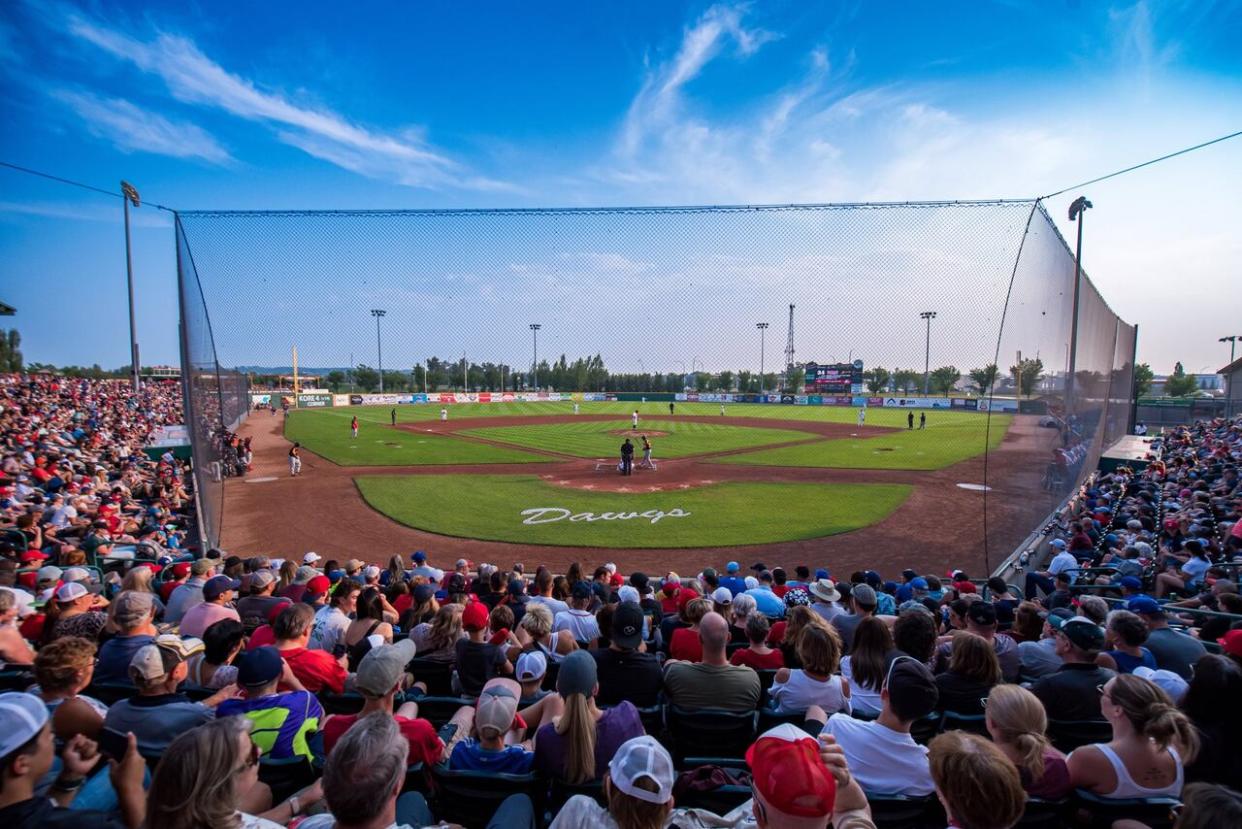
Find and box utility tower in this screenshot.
[783,303,796,392]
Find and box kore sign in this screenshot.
[520,507,692,525]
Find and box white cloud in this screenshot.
[50,89,232,165]
[61,13,504,191]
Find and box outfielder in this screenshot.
[857,407,866,426]
[351,415,359,438]
[441,407,448,422]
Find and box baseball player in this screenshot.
[640,435,656,470]
[351,415,359,438]
[720,403,726,416]
[573,402,580,415]
[289,442,302,476]
[441,407,448,422]
[857,407,866,426]
[390,408,397,426]
[631,409,639,430]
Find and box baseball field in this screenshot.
[221,400,1048,575]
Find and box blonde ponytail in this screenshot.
[1142,701,1200,762]
[984,684,1052,781]
[556,692,597,783]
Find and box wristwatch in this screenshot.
[52,776,86,791]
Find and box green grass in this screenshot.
[460,419,812,459]
[355,475,912,548]
[715,414,1011,471]
[284,410,548,466]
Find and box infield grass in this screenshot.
[355,475,912,547]
[460,419,812,459]
[284,410,547,466]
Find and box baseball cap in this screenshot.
[516,651,548,682]
[507,578,526,596]
[0,692,49,759]
[629,572,650,593]
[113,591,155,628]
[455,558,471,569]
[462,601,489,631]
[302,551,322,564]
[609,736,675,806]
[1133,666,1190,704]
[1127,596,1164,616]
[815,568,830,580]
[726,561,740,573]
[556,650,598,697]
[1058,617,1106,651]
[55,582,88,603]
[191,558,215,576]
[852,584,878,608]
[911,577,929,590]
[617,585,640,605]
[62,567,90,583]
[1050,539,1067,549]
[171,562,192,579]
[612,602,645,649]
[966,602,998,627]
[37,565,63,584]
[129,635,204,682]
[412,551,427,563]
[412,583,435,604]
[746,723,836,819]
[236,646,284,687]
[475,677,521,737]
[20,550,48,563]
[305,575,331,596]
[1218,629,1242,658]
[711,587,733,605]
[251,570,276,589]
[203,575,242,601]
[884,656,939,721]
[355,639,417,697]
[572,581,593,601]
[1119,576,1143,590]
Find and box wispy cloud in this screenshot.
[51,88,233,165]
[61,12,509,191]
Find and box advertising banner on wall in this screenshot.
[296,394,333,408]
[881,397,954,409]
[980,399,1020,412]
[360,393,408,405]
[332,394,351,407]
[250,393,272,406]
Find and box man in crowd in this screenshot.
[178,574,242,639]
[744,723,875,829]
[664,612,759,711]
[447,677,534,773]
[1018,607,1073,679]
[1030,616,1115,720]
[808,578,843,623]
[832,583,878,653]
[744,570,786,618]
[528,568,569,617]
[592,601,662,708]
[932,601,1020,682]
[218,646,323,762]
[1128,595,1207,680]
[236,569,290,634]
[93,592,159,685]
[1023,538,1080,599]
[719,561,747,596]
[273,602,350,694]
[554,581,600,647]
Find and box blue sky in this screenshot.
[1,1,1240,374]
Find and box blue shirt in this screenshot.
[719,577,747,596]
[93,634,156,685]
[744,588,786,618]
[449,740,534,774]
[218,691,323,761]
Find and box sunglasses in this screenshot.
[1096,683,1113,701]
[235,739,261,774]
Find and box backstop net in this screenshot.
[175,200,1134,570]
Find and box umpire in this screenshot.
[620,438,634,476]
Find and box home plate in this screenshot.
[245,476,278,484]
[956,483,992,491]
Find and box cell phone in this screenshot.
[97,727,129,761]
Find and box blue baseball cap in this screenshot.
[412,551,427,563]
[911,577,929,590]
[815,568,829,580]
[725,561,739,573]
[1128,596,1163,615]
[1119,576,1143,590]
[236,646,283,687]
[326,569,344,583]
[1049,539,1067,549]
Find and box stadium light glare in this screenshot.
[920,311,937,395]
[370,309,386,392]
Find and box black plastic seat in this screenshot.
[429,764,543,828]
[665,705,757,763]
[939,710,989,737]
[1047,719,1112,753]
[1071,789,1179,829]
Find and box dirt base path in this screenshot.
[221,410,1060,577]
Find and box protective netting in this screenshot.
[176,201,1134,569]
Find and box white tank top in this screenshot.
[769,670,851,716]
[1091,743,1183,799]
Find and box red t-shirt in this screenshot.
[730,647,785,670]
[393,593,413,616]
[767,621,787,646]
[248,625,277,650]
[669,627,703,663]
[771,585,789,598]
[279,646,347,694]
[322,713,443,762]
[160,580,183,603]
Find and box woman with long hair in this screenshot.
[840,616,893,716]
[928,731,1026,829]
[382,553,405,587]
[934,631,1002,714]
[399,584,440,632]
[779,604,831,669]
[143,716,322,829]
[342,587,393,671]
[769,624,850,715]
[667,598,711,662]
[1010,601,1046,644]
[1181,654,1242,790]
[985,683,1072,799]
[412,603,462,662]
[1068,674,1200,799]
[566,562,584,588]
[121,566,165,618]
[275,559,298,593]
[534,651,644,784]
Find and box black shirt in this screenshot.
[934,672,995,715]
[0,797,127,829]
[591,648,663,708]
[453,639,507,697]
[621,442,634,458]
[1031,662,1116,721]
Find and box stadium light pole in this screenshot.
[371,309,386,392]
[530,323,541,390]
[1066,196,1092,413]
[121,181,141,392]
[1221,336,1239,365]
[920,311,937,395]
[756,322,770,393]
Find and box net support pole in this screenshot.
[1128,323,1140,434]
[123,190,140,392]
[1066,196,1091,414]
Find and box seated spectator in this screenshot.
[34,636,108,740]
[549,735,676,829]
[235,570,290,635]
[775,604,830,669]
[1023,538,1079,600]
[342,587,393,672]
[93,591,159,685]
[710,585,733,618]
[308,580,360,655]
[273,602,349,694]
[728,593,758,644]
[528,567,569,617]
[1009,600,1047,644]
[119,566,165,620]
[1178,654,1242,791]
[0,589,35,666]
[455,600,512,696]
[1031,615,1116,721]
[241,602,286,652]
[892,606,938,664]
[534,650,644,784]
[1068,674,1199,799]
[931,601,1019,682]
[769,624,850,716]
[1097,609,1157,674]
[164,559,213,627]
[820,655,940,796]
[185,618,245,689]
[45,582,106,645]
[519,602,576,662]
[928,731,1026,829]
[515,651,551,705]
[984,683,1072,800]
[218,646,323,762]
[808,578,843,623]
[448,677,534,773]
[934,631,1001,715]
[1077,594,1110,626]
[553,581,600,647]
[322,639,446,766]
[743,571,785,618]
[841,616,895,717]
[145,715,323,828]
[300,713,536,829]
[104,635,235,757]
[592,602,662,708]
[1156,782,1242,828]
[1129,596,1206,680]
[730,614,784,670]
[831,583,878,653]
[177,575,241,640]
[0,691,145,829]
[1155,540,1213,599]
[398,582,438,631]
[301,574,332,610]
[1019,607,1072,680]
[985,576,1019,627]
[668,597,711,662]
[664,612,760,712]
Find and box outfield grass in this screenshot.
[284,410,547,466]
[356,475,912,547]
[715,414,1011,471]
[460,419,812,459]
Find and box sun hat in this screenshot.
[0,692,49,759]
[745,723,836,818]
[55,582,88,603]
[355,639,417,697]
[461,601,490,631]
[612,602,645,649]
[609,735,675,805]
[236,646,284,687]
[711,587,733,605]
[475,677,522,736]
[556,650,598,697]
[808,579,840,603]
[516,651,548,682]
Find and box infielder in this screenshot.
[857,407,866,426]
[631,409,639,429]
[289,443,302,476]
[573,403,580,415]
[441,407,448,422]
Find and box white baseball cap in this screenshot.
[303,552,322,564]
[515,651,548,682]
[711,587,733,605]
[608,736,675,805]
[0,692,48,759]
[56,582,89,603]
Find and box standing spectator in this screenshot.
[934,631,1002,715]
[592,602,662,708]
[928,731,1026,829]
[1129,597,1206,680]
[984,684,1072,799]
[177,575,242,639]
[664,612,760,712]
[92,591,159,685]
[288,442,301,476]
[1031,616,1116,721]
[769,625,851,716]
[218,646,323,762]
[620,438,634,476]
[1097,609,1157,674]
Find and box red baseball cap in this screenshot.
[610,573,624,587]
[462,601,490,631]
[745,724,836,818]
[306,575,331,595]
[172,562,192,578]
[1218,630,1242,658]
[20,550,49,563]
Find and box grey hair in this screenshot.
[0,589,14,614]
[1078,595,1109,626]
[323,712,409,822]
[731,593,757,621]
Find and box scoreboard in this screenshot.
[804,361,863,393]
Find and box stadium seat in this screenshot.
[1071,789,1179,829]
[86,681,139,706]
[412,695,473,729]
[407,658,454,696]
[1047,719,1112,753]
[258,755,317,803]
[938,711,989,737]
[664,705,757,763]
[319,691,367,714]
[180,684,217,702]
[674,757,753,814]
[1015,797,1070,828]
[756,707,807,733]
[908,711,942,746]
[541,661,560,692]
[865,792,944,829]
[428,764,543,827]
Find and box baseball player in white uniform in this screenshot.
[440,407,448,422]
[631,410,639,429]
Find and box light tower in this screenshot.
[756,322,769,393]
[920,310,937,395]
[370,309,386,392]
[783,304,795,393]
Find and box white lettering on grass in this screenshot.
[520,507,691,526]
